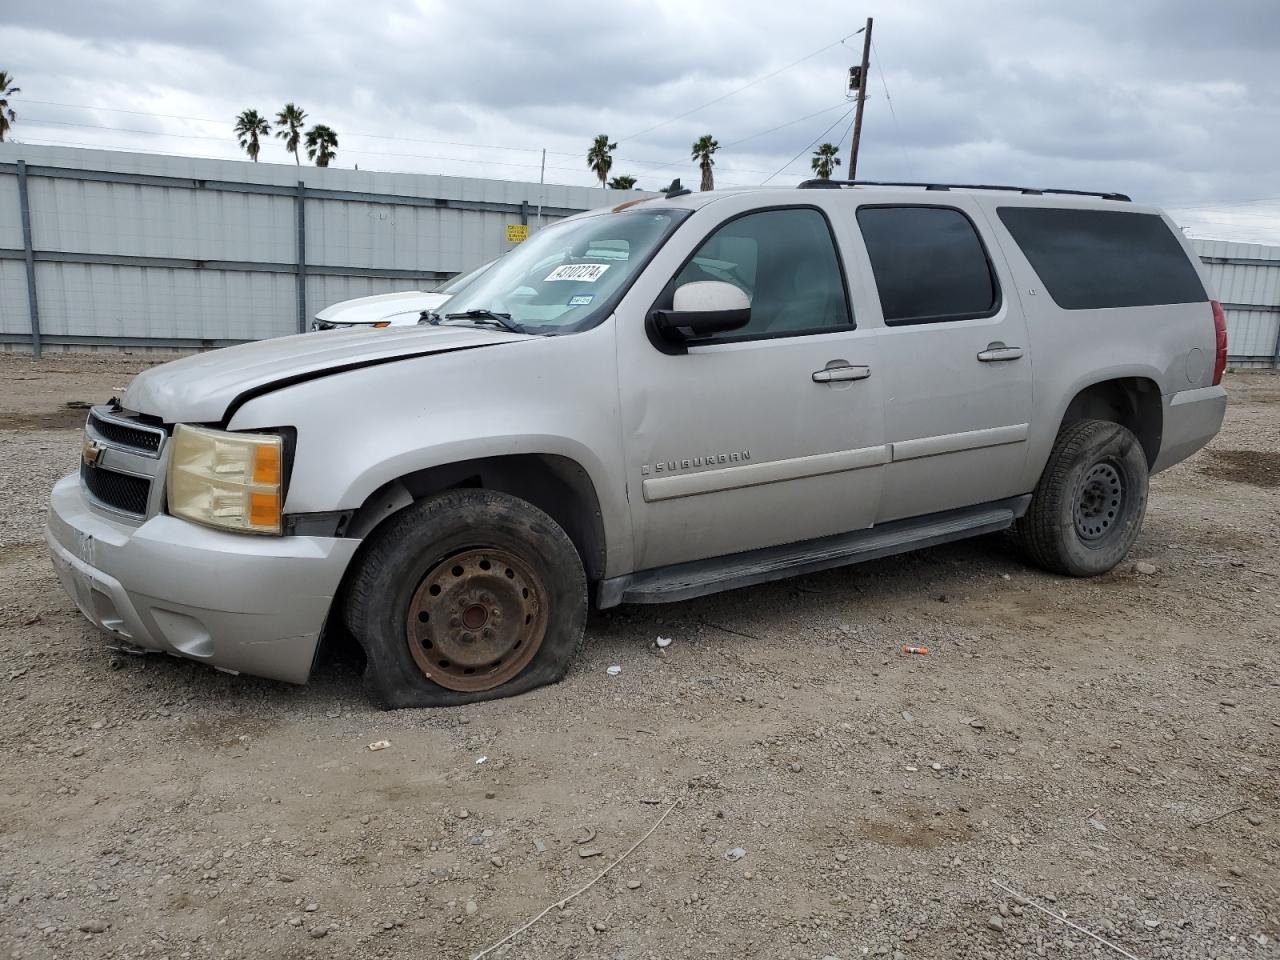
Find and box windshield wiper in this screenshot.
[443,309,523,334]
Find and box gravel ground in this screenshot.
[0,352,1277,960]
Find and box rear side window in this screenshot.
[997,207,1206,309]
[857,206,999,325]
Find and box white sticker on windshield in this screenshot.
[545,263,611,282]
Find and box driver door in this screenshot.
[615,199,887,571]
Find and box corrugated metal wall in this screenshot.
[1192,238,1280,366]
[0,169,29,339]
[0,144,642,352]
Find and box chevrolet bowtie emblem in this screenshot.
[82,438,105,466]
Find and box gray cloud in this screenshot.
[5,0,1279,241]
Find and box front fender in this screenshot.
[228,326,636,576]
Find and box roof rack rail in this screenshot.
[796,179,1131,202]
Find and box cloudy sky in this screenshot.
[5,0,1279,242]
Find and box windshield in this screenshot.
[440,207,689,333]
[438,258,496,296]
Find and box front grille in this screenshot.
[81,463,151,516]
[88,409,165,454]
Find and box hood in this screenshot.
[124,324,528,424]
[314,290,450,325]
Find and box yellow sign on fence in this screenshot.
[506,223,529,243]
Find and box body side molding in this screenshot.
[638,421,1030,504]
[891,423,1029,462]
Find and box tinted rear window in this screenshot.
[997,207,1206,310]
[857,206,998,324]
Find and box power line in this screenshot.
[613,101,851,181]
[724,101,852,151]
[23,116,228,142]
[18,118,576,172]
[834,110,860,167]
[6,134,602,185]
[17,97,583,157]
[18,57,859,165]
[15,74,864,187]
[17,111,795,180]
[17,98,232,125]
[619,29,864,142]
[870,37,913,176]
[762,104,858,184]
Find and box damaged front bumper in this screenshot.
[46,473,359,684]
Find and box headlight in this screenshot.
[167,425,284,535]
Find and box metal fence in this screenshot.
[0,144,641,355]
[3,144,1279,365]
[1191,239,1280,368]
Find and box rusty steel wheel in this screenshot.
[406,548,549,692]
[345,489,588,708]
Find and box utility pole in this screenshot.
[536,148,546,227]
[848,16,873,179]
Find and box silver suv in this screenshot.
[47,180,1228,707]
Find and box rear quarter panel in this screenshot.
[974,196,1217,490]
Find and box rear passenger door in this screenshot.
[851,201,1034,523]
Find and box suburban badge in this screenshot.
[641,450,751,476]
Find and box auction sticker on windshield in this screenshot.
[545,263,610,282]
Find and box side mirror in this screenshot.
[651,281,751,341]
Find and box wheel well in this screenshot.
[1061,377,1162,468]
[347,455,607,581]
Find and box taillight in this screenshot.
[1211,300,1228,386]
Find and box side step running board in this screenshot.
[597,495,1031,608]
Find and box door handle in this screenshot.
[977,343,1024,362]
[812,364,871,383]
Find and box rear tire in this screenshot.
[1017,419,1149,577]
[344,489,587,708]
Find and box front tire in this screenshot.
[344,489,588,708]
[1017,419,1149,577]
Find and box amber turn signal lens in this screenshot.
[253,443,281,485]
[249,492,280,528]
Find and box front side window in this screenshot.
[441,208,689,333]
[857,206,999,325]
[996,207,1206,310]
[661,207,853,340]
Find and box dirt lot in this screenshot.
[0,352,1276,960]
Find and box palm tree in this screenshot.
[274,103,307,165]
[234,109,271,162]
[586,134,616,189]
[607,175,637,190]
[0,71,21,143]
[305,124,338,167]
[691,135,718,191]
[810,142,841,180]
